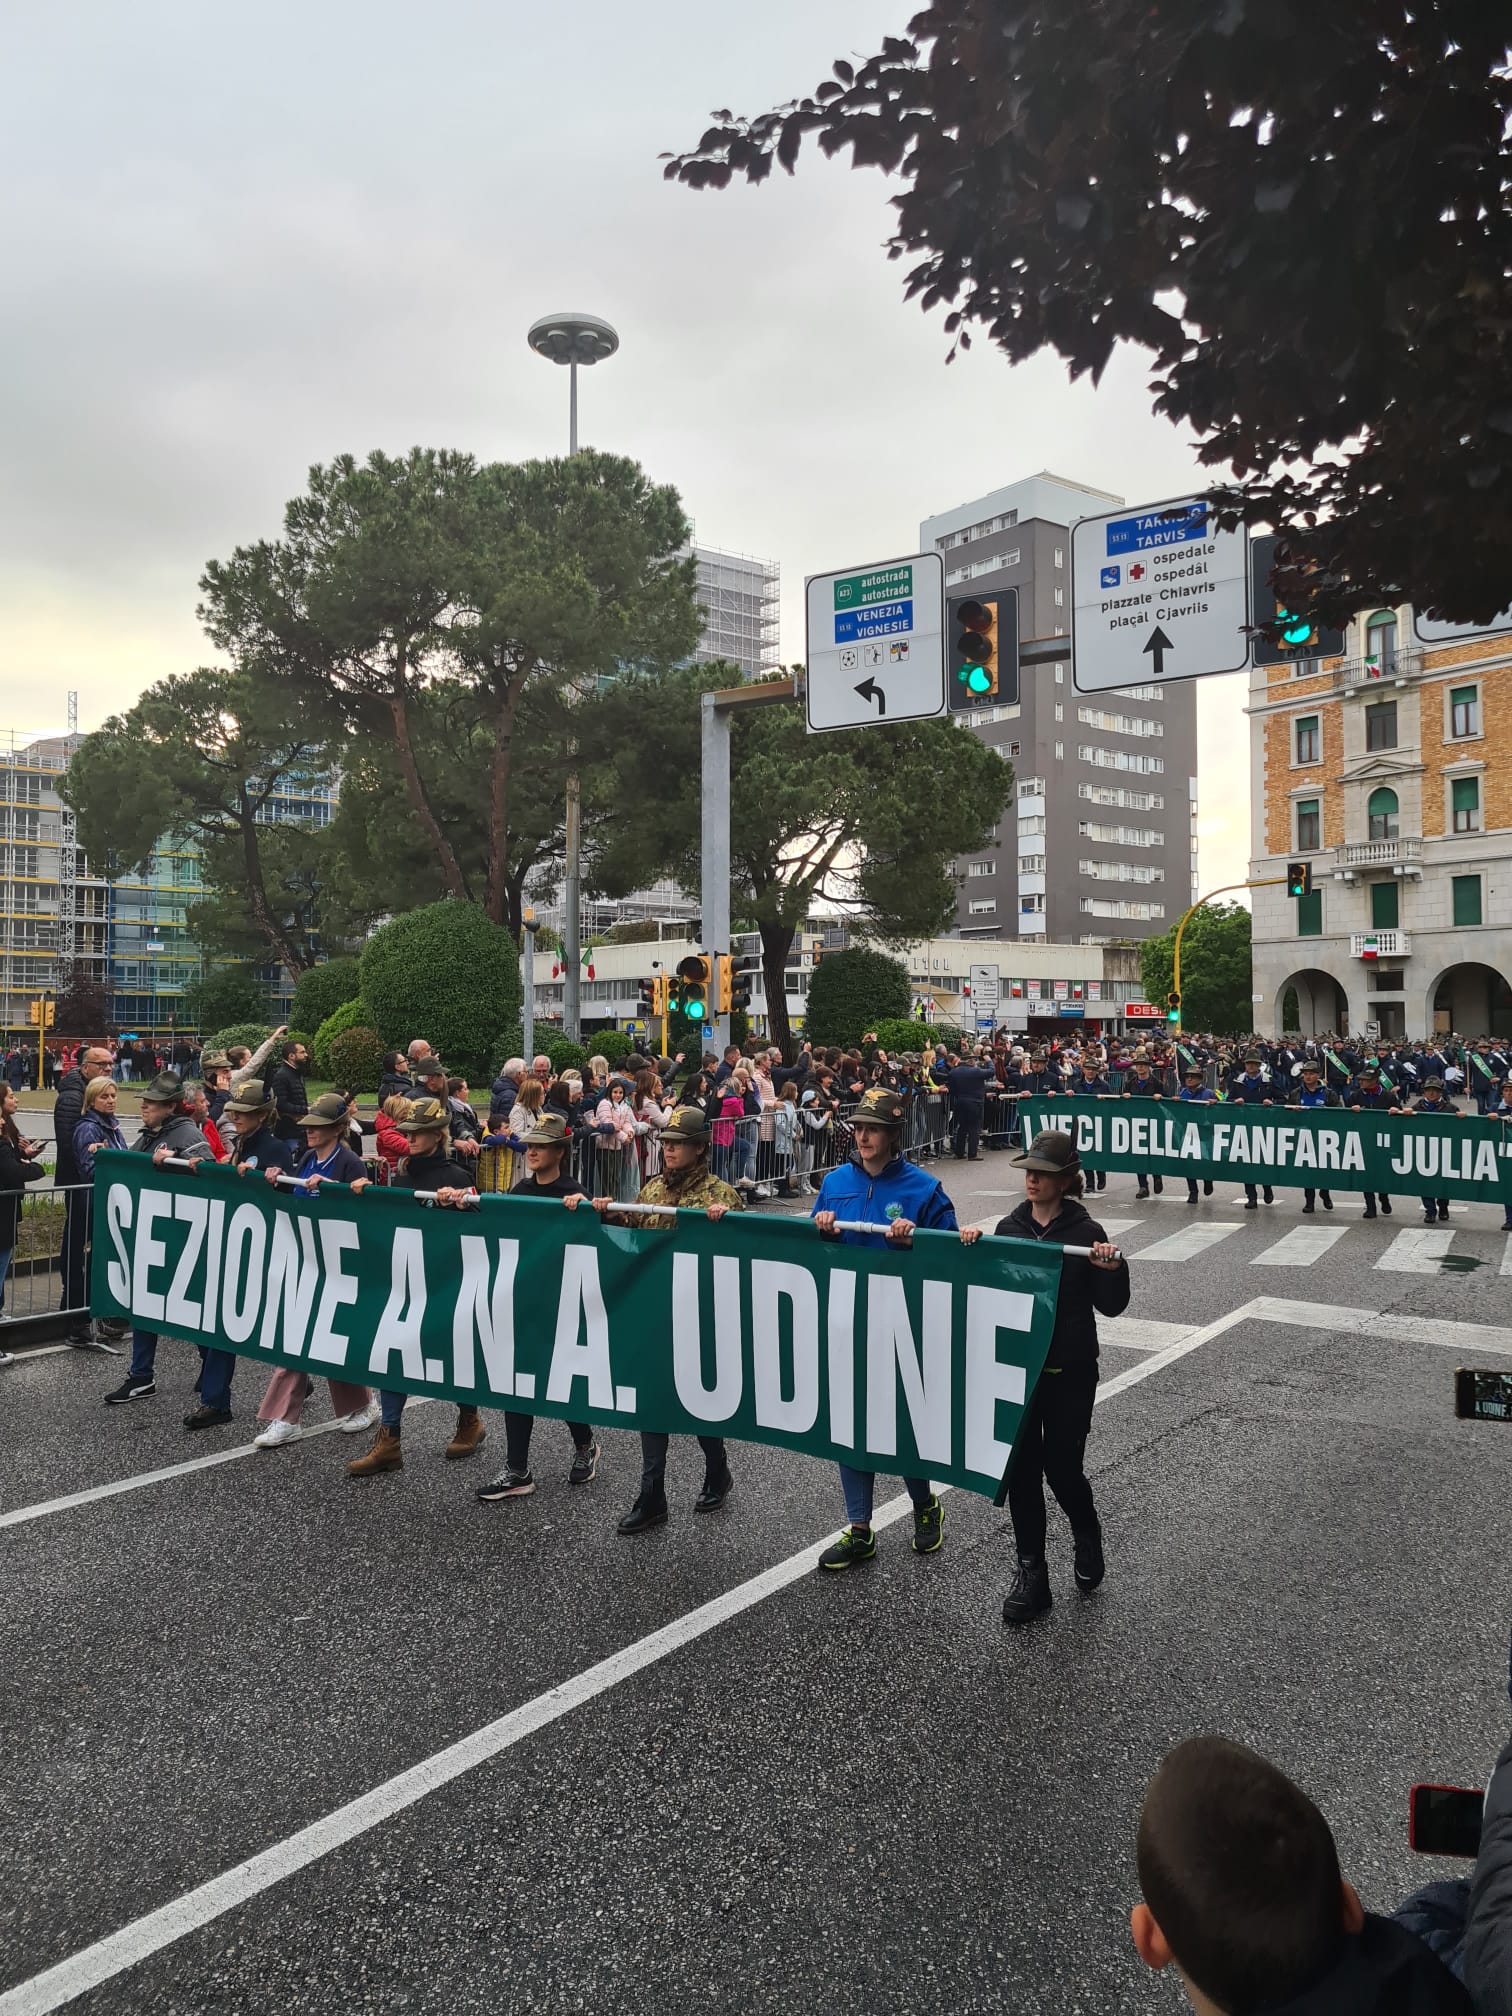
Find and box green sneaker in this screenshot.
[912,1495,945,1555]
[818,1524,877,1571]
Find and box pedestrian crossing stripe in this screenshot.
[1113,1220,1512,1275]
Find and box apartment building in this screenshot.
[1248,613,1512,1039]
[919,473,1200,945]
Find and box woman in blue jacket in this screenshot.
[810,1086,965,1572]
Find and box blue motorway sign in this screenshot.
[834,599,913,643]
[1103,503,1208,556]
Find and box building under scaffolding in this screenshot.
[693,544,780,681]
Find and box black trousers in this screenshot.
[1006,1361,1099,1559]
[60,1189,92,1317]
[504,1410,593,1471]
[639,1432,727,1496]
[951,1103,983,1158]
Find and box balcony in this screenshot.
[1336,646,1425,689]
[1334,838,1423,871]
[1350,930,1412,959]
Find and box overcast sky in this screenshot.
[0,0,1248,896]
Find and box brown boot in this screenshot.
[445,1407,486,1460]
[347,1426,403,1477]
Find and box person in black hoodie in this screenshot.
[1124,1051,1166,1198]
[475,1112,601,1503]
[1131,1735,1472,2015]
[969,1128,1129,1625]
[346,1097,485,1478]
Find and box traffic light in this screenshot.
[1286,860,1314,899]
[27,998,53,1028]
[636,976,659,1019]
[717,953,761,1014]
[1250,534,1347,665]
[1166,992,1181,1024]
[675,953,714,1022]
[947,590,1020,711]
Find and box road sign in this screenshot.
[1071,495,1250,693]
[1413,608,1512,646]
[968,961,1000,1006]
[805,552,946,732]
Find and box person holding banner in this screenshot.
[476,1112,601,1501]
[603,1106,743,1534]
[985,1130,1128,1625]
[1177,1064,1217,1201]
[811,1086,960,1571]
[1074,1054,1114,1191]
[1124,1053,1166,1200]
[1409,1078,1463,1223]
[1343,1064,1398,1219]
[1288,1060,1341,1213]
[347,1097,487,1477]
[1228,1052,1277,1209]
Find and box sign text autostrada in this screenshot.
[1071,494,1250,694]
[805,551,946,733]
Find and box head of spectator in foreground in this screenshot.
[531,1054,552,1083]
[77,1042,113,1082]
[83,1075,118,1120]
[1131,1736,1362,2016]
[406,1039,430,1066]
[179,1082,211,1125]
[226,1045,251,1071]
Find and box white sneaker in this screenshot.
[340,1398,381,1433]
[253,1419,303,1449]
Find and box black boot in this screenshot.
[1073,1524,1106,1594]
[618,1491,669,1535]
[1002,1555,1052,1625]
[1153,1176,1164,1195]
[694,1467,733,1513]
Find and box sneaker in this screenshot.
[253,1419,302,1450]
[340,1398,381,1434]
[477,1467,536,1502]
[1073,1524,1106,1593]
[0,1348,13,1366]
[105,1375,156,1405]
[1002,1555,1052,1625]
[818,1525,877,1571]
[912,1495,945,1555]
[569,1441,600,1486]
[754,1183,774,1199]
[184,1404,233,1431]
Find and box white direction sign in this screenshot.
[1414,608,1512,646]
[1071,495,1250,693]
[968,961,1000,1004]
[805,551,945,732]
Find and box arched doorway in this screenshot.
[1275,968,1351,1037]
[1425,963,1512,1041]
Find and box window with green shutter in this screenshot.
[1295,715,1320,764]
[1452,875,1482,927]
[1297,889,1322,937]
[1452,775,1481,833]
[1367,786,1399,841]
[1450,686,1480,738]
[1296,798,1320,851]
[1370,881,1399,930]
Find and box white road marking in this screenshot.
[0,1302,1263,2016]
[1501,1235,1512,1278]
[1249,1226,1349,1268]
[1100,1316,1204,1353]
[1376,1227,1456,1274]
[1240,1295,1512,1357]
[1132,1222,1246,1264]
[0,1402,431,1531]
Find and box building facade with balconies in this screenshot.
[1247,610,1512,1040]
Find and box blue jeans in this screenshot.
[129,1327,159,1379]
[838,1462,933,1527]
[196,1347,237,1411]
[380,1388,407,1430]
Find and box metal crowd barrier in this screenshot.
[2,1181,95,1332]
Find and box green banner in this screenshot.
[1020,1096,1512,1203]
[89,1153,1063,1500]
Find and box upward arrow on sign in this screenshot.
[1142,625,1173,677]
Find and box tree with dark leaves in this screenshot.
[665,2,1512,632]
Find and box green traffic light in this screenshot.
[685,996,706,1019]
[1278,607,1314,647]
[966,666,992,694]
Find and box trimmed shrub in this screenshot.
[359,900,523,1082]
[207,1022,273,1057]
[290,958,363,1034]
[494,1031,588,1079]
[313,997,370,1076]
[328,1025,385,1094]
[804,948,913,1047]
[864,1016,969,1056]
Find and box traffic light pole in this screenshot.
[1170,877,1287,1033]
[701,678,797,1053]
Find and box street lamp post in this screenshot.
[527,313,620,1043]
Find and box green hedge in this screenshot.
[313,997,370,1076]
[804,948,913,1047]
[360,900,523,1082]
[290,958,363,1034]
[494,1031,587,1080]
[328,1026,385,1094]
[863,1016,970,1056]
[206,1022,274,1057]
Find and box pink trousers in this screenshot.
[257,1366,372,1426]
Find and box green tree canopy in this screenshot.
[1140,902,1254,1036]
[183,967,268,1033]
[290,957,363,1034]
[804,948,912,1047]
[359,899,522,1081]
[62,666,331,977]
[666,3,1512,631]
[592,664,1011,1054]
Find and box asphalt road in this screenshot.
[4,1155,1512,2015]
